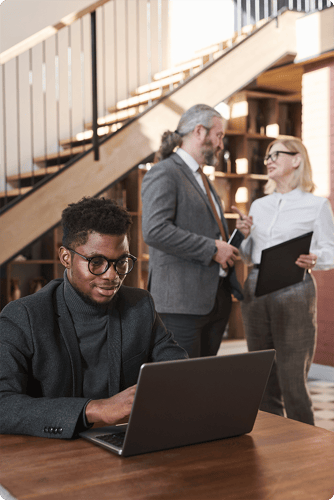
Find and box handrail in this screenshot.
[0,0,111,65]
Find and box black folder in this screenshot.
[255,232,313,297]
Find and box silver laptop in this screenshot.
[79,350,275,457]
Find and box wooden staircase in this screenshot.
[0,10,300,266]
[1,20,267,204]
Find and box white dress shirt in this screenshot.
[240,188,334,270]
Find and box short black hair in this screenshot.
[61,197,132,248]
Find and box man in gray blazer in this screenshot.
[142,104,243,358]
[0,197,187,439]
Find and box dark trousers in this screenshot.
[159,278,232,358]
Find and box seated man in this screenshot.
[0,197,187,439]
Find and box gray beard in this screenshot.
[203,149,217,167]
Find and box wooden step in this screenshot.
[7,165,66,186]
[0,186,32,200]
[33,146,86,167]
[107,88,164,114]
[131,72,192,96]
[153,43,231,82]
[153,57,205,82]
[84,107,141,131]
[60,121,127,149]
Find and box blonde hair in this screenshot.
[264,136,316,194]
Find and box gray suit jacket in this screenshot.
[141,153,243,315]
[0,279,186,439]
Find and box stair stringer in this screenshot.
[0,10,300,266]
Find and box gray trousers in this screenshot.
[241,269,317,425]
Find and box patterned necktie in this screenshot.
[198,167,227,242]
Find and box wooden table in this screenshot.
[1,411,333,500]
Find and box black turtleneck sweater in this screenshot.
[64,272,109,399]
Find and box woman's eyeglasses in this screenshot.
[264,151,298,165]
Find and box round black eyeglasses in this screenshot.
[67,248,137,276]
[264,151,298,165]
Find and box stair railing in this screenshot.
[0,0,168,213]
[234,0,332,32]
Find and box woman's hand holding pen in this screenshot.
[295,253,318,270]
[231,206,253,238]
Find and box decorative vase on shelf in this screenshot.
[256,107,266,135]
[251,148,264,175]
[285,112,294,136]
[223,150,232,173]
[10,278,21,301]
[222,138,232,173]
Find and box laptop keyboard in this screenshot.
[96,431,126,448]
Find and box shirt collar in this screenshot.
[176,148,199,173]
[272,188,303,200]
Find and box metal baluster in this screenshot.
[68,26,73,158]
[29,49,35,187]
[237,0,242,34]
[297,0,302,10]
[246,0,251,26]
[2,64,8,205]
[16,57,21,195]
[255,0,260,23]
[91,10,99,161]
[264,0,269,19]
[125,0,129,102]
[137,0,140,89]
[273,0,278,16]
[80,18,86,151]
[42,41,47,175]
[305,0,310,11]
[102,5,107,122]
[147,0,152,105]
[158,0,162,74]
[55,33,61,168]
[114,0,118,110]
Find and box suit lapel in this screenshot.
[55,284,83,397]
[107,301,122,396]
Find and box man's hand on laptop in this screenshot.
[85,385,137,425]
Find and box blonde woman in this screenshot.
[233,136,334,425]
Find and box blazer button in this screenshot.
[58,428,63,434]
[48,427,53,433]
[44,427,48,433]
[52,428,58,434]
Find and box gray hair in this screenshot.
[156,104,222,161]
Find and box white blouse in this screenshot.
[240,188,334,270]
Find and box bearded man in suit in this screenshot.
[141,104,243,358]
[0,197,187,439]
